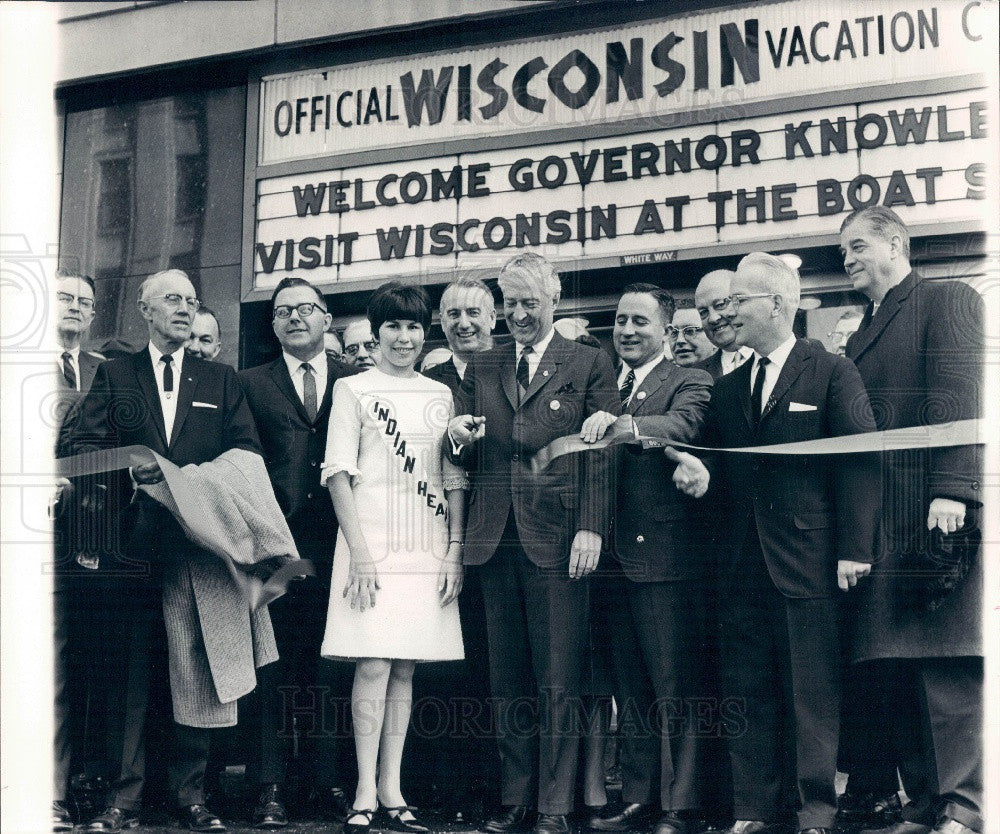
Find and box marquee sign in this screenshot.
[253,90,990,289]
[257,0,991,165]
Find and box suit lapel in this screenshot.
[521,333,567,408]
[759,341,808,424]
[734,358,754,429]
[133,349,168,451]
[627,359,670,415]
[269,357,310,424]
[845,272,916,363]
[318,356,339,424]
[169,357,200,449]
[500,350,518,411]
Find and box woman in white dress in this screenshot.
[320,282,467,834]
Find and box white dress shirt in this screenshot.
[618,354,663,405]
[516,327,556,386]
[749,334,797,409]
[452,355,468,381]
[60,345,81,391]
[722,346,752,375]
[148,343,185,440]
[282,350,328,409]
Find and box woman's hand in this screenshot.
[344,549,380,611]
[438,543,464,606]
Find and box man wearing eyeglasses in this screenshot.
[239,277,358,827]
[693,271,752,379]
[52,269,106,831]
[667,307,717,368]
[674,253,879,834]
[341,318,377,368]
[65,268,265,833]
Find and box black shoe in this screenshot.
[723,823,792,834]
[654,814,712,834]
[87,807,140,832]
[53,801,74,832]
[383,805,430,833]
[482,806,537,834]
[839,792,904,830]
[251,785,288,829]
[312,786,350,823]
[589,803,658,831]
[344,808,377,834]
[534,814,571,834]
[179,804,226,832]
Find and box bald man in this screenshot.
[693,270,752,378]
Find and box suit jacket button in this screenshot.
[310,427,317,434]
[307,492,314,499]
[636,535,645,543]
[310,460,317,467]
[511,454,520,462]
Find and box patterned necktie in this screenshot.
[619,369,635,405]
[516,346,532,397]
[161,355,174,396]
[301,362,317,422]
[750,356,769,428]
[61,351,77,390]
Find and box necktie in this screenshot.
[516,346,532,397]
[161,355,174,397]
[301,362,317,422]
[619,369,635,405]
[61,351,77,390]
[750,356,769,428]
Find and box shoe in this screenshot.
[251,784,288,829]
[534,814,571,834]
[797,829,834,834]
[344,808,377,834]
[861,822,933,834]
[589,803,658,831]
[724,823,778,834]
[839,791,904,829]
[383,805,430,833]
[53,801,73,832]
[654,814,713,834]
[313,786,350,823]
[482,806,537,834]
[87,807,140,832]
[179,804,226,832]
[934,819,978,834]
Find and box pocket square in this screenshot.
[788,401,817,412]
[192,401,218,409]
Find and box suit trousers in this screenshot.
[720,529,841,830]
[245,571,348,788]
[873,657,982,832]
[598,576,709,812]
[104,581,211,811]
[478,518,590,816]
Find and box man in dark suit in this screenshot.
[692,271,752,380]
[52,269,105,831]
[448,253,619,834]
[839,207,984,834]
[417,276,499,821]
[239,277,358,827]
[67,269,265,833]
[677,252,879,834]
[577,284,715,834]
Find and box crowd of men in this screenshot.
[52,206,983,834]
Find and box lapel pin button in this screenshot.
[636,535,645,543]
[636,391,647,400]
[542,370,549,377]
[550,399,560,411]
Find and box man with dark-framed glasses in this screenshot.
[667,306,717,368]
[341,318,377,368]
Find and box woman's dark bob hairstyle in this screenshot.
[367,281,432,334]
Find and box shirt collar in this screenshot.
[754,333,796,371]
[283,349,326,376]
[148,341,185,373]
[517,327,555,360]
[452,355,468,380]
[620,353,662,387]
[61,345,81,360]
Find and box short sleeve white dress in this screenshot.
[319,368,467,662]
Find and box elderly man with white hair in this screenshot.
[448,253,619,834]
[675,252,880,834]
